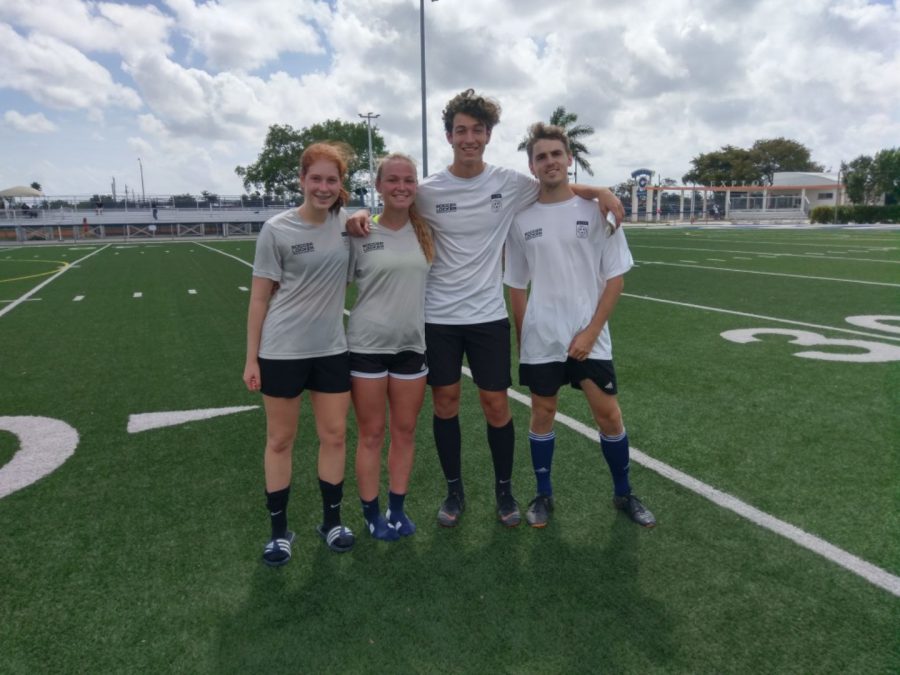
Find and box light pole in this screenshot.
[137,157,146,206]
[420,0,438,177]
[358,112,380,211]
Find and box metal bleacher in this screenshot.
[0,202,363,242]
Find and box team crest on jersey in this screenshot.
[291,242,315,254]
[491,193,502,212]
[575,220,589,239]
[341,231,349,248]
[436,203,457,214]
[362,241,385,252]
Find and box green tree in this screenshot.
[517,106,595,181]
[30,181,42,192]
[682,145,759,185]
[236,120,387,197]
[872,147,900,204]
[750,137,825,184]
[842,155,876,205]
[683,138,823,186]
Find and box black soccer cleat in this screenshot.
[496,492,521,527]
[437,492,465,528]
[613,494,657,528]
[525,494,554,528]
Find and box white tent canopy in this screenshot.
[0,185,43,197]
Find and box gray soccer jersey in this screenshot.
[504,196,633,363]
[347,219,430,354]
[252,208,350,359]
[415,164,539,324]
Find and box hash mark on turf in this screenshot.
[188,289,197,295]
[133,292,142,298]
[73,295,84,302]
[238,286,248,292]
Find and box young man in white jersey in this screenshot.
[504,123,656,529]
[349,89,624,528]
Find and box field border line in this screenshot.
[638,260,900,288]
[498,371,900,597]
[0,244,110,319]
[623,293,900,342]
[630,244,900,264]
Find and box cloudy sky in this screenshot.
[1,0,898,198]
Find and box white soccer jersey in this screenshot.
[252,208,350,359]
[416,164,539,324]
[347,219,430,354]
[504,196,633,363]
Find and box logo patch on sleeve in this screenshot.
[575,220,589,239]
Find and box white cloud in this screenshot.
[163,0,329,71]
[0,23,142,111]
[0,0,898,194]
[3,110,58,133]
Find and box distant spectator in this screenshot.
[82,217,89,237]
[95,199,103,215]
[152,204,158,220]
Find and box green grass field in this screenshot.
[1,227,898,673]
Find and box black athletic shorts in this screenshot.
[519,358,618,398]
[258,352,351,398]
[349,350,428,379]
[425,318,512,391]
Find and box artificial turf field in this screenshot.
[0,225,897,673]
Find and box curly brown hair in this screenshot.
[442,88,502,134]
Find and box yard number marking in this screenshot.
[0,417,79,499]
[722,315,900,363]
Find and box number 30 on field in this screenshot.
[721,315,900,363]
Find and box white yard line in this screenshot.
[637,260,900,288]
[622,293,900,342]
[498,371,900,597]
[630,234,898,251]
[0,245,109,319]
[630,244,900,264]
[205,240,899,595]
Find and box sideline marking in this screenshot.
[0,245,108,319]
[638,260,900,287]
[0,416,79,500]
[127,406,259,433]
[630,244,900,264]
[623,293,900,343]
[205,239,900,594]
[494,370,900,597]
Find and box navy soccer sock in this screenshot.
[319,479,344,530]
[360,496,381,525]
[388,491,406,516]
[529,429,556,496]
[487,419,515,498]
[265,485,290,539]
[599,429,632,497]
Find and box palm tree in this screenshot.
[518,106,595,182]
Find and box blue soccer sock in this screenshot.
[599,429,632,497]
[529,429,555,496]
[360,496,381,525]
